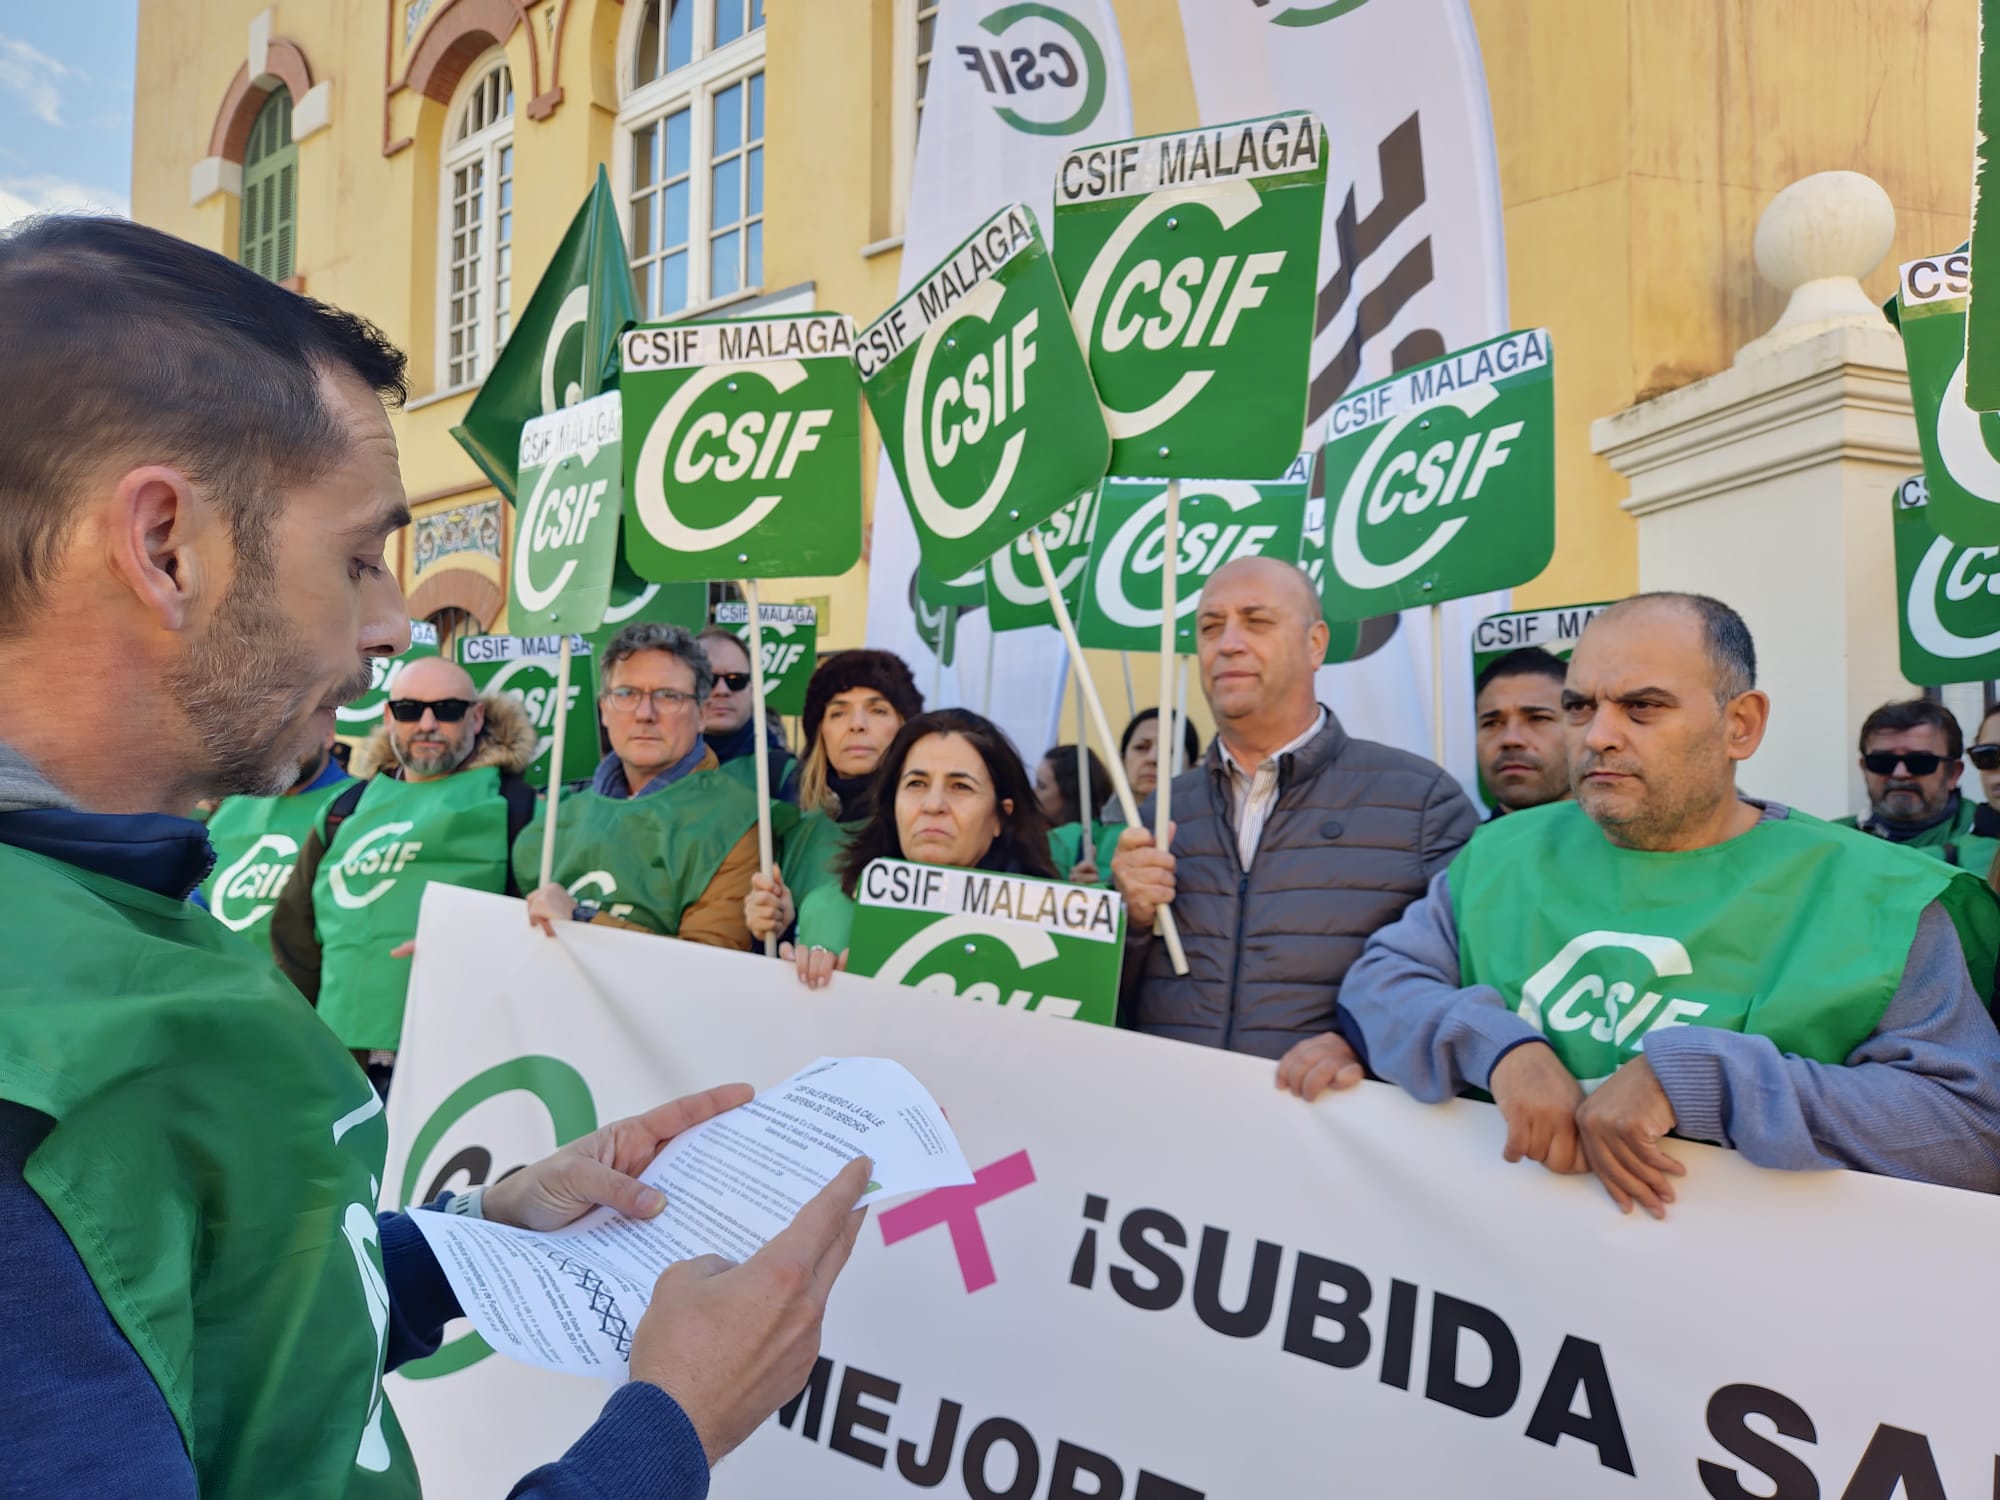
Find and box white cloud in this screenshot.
[0,34,83,128]
[0,174,129,232]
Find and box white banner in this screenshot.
[386,886,2000,1498]
[862,0,1134,756]
[1176,0,1511,799]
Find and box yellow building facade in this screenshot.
[130,0,1980,656]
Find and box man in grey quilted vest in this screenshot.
[1109,557,1477,1058]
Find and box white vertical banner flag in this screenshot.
[864,1,1133,753]
[1176,0,1510,795]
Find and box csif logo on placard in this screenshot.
[989,490,1097,609]
[957,2,1107,137]
[630,357,834,554]
[1092,482,1278,628]
[1904,473,2000,660]
[739,620,809,679]
[398,1056,598,1378]
[1328,333,1547,590]
[906,277,1042,541]
[486,658,586,765]
[1516,931,1709,1084]
[328,821,424,909]
[873,915,1088,1017]
[210,833,303,932]
[515,397,619,615]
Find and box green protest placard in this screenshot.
[620,313,863,580]
[510,393,622,635]
[1316,328,1556,619]
[1969,7,2000,412]
[334,620,440,737]
[1893,473,2000,683]
[845,859,1124,1025]
[712,602,818,715]
[1469,602,1612,685]
[453,168,637,501]
[1053,112,1326,479]
[1076,476,1307,652]
[915,590,960,668]
[1894,251,2000,546]
[585,555,708,657]
[986,489,1099,633]
[458,634,600,789]
[856,203,1111,579]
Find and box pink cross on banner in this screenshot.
[877,1149,1037,1292]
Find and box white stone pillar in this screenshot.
[1591,172,1922,820]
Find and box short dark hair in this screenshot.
[1609,592,1757,703]
[838,709,1058,894]
[1119,706,1202,767]
[1040,743,1111,826]
[1474,646,1567,700]
[1858,699,1964,760]
[0,216,408,636]
[599,622,715,704]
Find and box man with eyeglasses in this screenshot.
[520,622,764,950]
[1834,700,1993,874]
[272,654,540,1089]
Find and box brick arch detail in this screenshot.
[207,39,315,163]
[406,567,504,631]
[401,0,534,107]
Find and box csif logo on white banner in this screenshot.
[514,394,620,614]
[955,1,1110,137]
[1093,481,1280,627]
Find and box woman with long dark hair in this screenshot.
[783,709,1057,986]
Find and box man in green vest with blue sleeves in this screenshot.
[0,216,866,1498]
[1277,593,2000,1215]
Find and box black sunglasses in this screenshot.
[713,672,753,692]
[1862,750,1946,777]
[387,697,474,724]
[1970,743,2000,771]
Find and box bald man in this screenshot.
[1110,556,1477,1058]
[272,652,541,1091]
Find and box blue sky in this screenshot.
[0,1,138,228]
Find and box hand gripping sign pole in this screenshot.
[740,579,780,958]
[1031,532,1188,972]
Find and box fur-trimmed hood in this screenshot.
[348,693,540,780]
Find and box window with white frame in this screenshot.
[622,0,765,320]
[441,55,515,388]
[914,1,939,141]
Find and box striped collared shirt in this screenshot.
[1218,709,1327,869]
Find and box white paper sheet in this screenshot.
[410,1056,973,1377]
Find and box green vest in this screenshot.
[199,783,349,941]
[782,808,862,908]
[716,746,799,800]
[1048,820,1122,887]
[1451,802,1999,1085]
[314,770,510,1050]
[0,842,420,1498]
[511,769,765,936]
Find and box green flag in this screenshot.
[452,167,638,501]
[857,203,1111,580]
[845,859,1125,1026]
[458,633,600,789]
[1053,112,1327,479]
[1076,476,1307,653]
[712,601,818,715]
[1893,472,2000,682]
[333,620,439,737]
[1315,328,1556,619]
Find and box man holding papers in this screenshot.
[0,216,868,1499]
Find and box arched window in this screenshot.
[620,0,765,320]
[240,89,297,282]
[441,55,515,388]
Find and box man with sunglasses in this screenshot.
[520,622,764,950]
[698,625,800,800]
[1835,700,1994,875]
[272,655,540,1088]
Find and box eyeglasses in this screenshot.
[604,686,699,712]
[1970,743,2000,771]
[713,672,752,693]
[387,697,474,723]
[1862,751,1947,777]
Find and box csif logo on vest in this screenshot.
[957,2,1107,138]
[1091,481,1282,631]
[328,821,425,910]
[211,832,303,932]
[1515,931,1710,1085]
[397,1056,599,1378]
[567,870,634,922]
